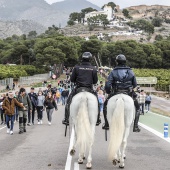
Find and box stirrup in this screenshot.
[62,119,69,126]
[102,123,109,130]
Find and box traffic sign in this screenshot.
[136,77,157,84]
[52,74,56,79]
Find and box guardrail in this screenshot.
[19,73,50,86]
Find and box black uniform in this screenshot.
[103,65,140,132]
[71,62,98,87]
[62,61,99,125]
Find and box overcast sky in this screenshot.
[45,0,170,8]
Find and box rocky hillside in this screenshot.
[0,20,46,39]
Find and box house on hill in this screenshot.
[84,5,114,25]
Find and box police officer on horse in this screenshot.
[102,54,141,132]
[62,52,101,126]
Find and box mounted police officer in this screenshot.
[62,52,101,126]
[102,54,141,132]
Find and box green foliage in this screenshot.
[122,9,130,18]
[133,69,170,91]
[152,17,163,27]
[67,20,75,26]
[87,14,109,29]
[0,65,46,79]
[155,34,163,41]
[127,19,154,34]
[102,2,116,10]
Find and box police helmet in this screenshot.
[82,52,92,60]
[116,54,126,64]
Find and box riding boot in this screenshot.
[62,89,75,126]
[96,98,101,126]
[62,104,70,126]
[133,109,141,132]
[96,109,101,126]
[102,100,109,130]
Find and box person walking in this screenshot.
[37,91,45,124]
[0,94,6,125]
[61,88,69,105]
[44,92,57,125]
[55,90,61,105]
[138,90,146,115]
[145,93,152,112]
[28,87,38,125]
[2,92,24,135]
[98,90,105,114]
[17,88,32,134]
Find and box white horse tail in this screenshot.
[77,94,92,155]
[108,97,125,161]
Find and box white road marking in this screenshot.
[139,122,170,143]
[74,162,79,170]
[65,127,75,170]
[0,126,6,131]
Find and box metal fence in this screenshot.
[0,78,13,91]
[19,73,50,86]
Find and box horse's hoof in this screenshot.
[86,162,92,169]
[119,165,124,169]
[83,156,86,160]
[112,159,118,166]
[124,156,126,159]
[70,149,76,156]
[78,159,83,164]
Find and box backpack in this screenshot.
[98,97,103,104]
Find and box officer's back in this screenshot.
[71,52,98,88]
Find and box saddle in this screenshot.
[76,87,94,94]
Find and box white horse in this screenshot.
[69,92,98,169]
[107,94,134,168]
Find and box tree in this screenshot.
[102,2,116,10]
[67,20,75,26]
[28,31,37,39]
[69,12,81,23]
[98,14,109,29]
[152,17,163,27]
[122,9,130,18]
[155,34,163,41]
[81,7,97,18]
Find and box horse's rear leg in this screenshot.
[70,127,77,156]
[119,127,130,168]
[86,126,95,169]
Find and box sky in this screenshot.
[45,0,170,8]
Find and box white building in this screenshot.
[84,5,114,24]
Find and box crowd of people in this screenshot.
[0,77,72,135]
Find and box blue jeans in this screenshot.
[99,104,104,112]
[61,96,68,105]
[6,115,15,131]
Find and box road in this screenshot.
[0,104,170,170]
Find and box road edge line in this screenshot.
[74,162,79,170]
[65,127,75,170]
[139,122,170,143]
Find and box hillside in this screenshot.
[0,0,100,28]
[0,20,46,39]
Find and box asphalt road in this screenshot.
[0,104,170,170]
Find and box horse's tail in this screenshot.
[77,94,92,154]
[108,97,125,161]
